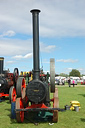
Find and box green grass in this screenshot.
[0,86,85,128]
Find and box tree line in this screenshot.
[58,69,84,77]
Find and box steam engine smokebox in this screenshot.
[26,79,47,104]
[0,57,4,74]
[0,77,7,93]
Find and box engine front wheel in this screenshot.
[9,86,16,103]
[16,98,24,123]
[53,88,59,123]
[16,77,26,98]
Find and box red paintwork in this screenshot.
[40,74,46,77]
[12,88,16,102]
[22,78,26,88]
[0,73,14,98]
[20,78,26,95]
[6,73,14,87]
[51,98,54,102]
[24,98,54,110]
[26,103,48,110]
[0,93,9,98]
[20,98,24,122]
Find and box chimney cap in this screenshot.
[0,57,4,60]
[30,9,41,13]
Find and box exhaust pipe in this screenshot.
[30,9,41,80]
[0,57,4,74]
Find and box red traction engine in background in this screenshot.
[11,9,59,123]
[0,57,19,101]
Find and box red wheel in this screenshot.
[22,88,26,107]
[53,88,59,123]
[9,86,16,102]
[16,77,26,97]
[16,98,24,123]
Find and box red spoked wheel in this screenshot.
[9,86,16,103]
[16,98,24,123]
[16,77,26,98]
[53,88,59,123]
[22,88,26,107]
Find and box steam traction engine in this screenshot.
[13,9,59,123]
[0,57,19,101]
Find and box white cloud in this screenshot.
[43,70,50,74]
[40,43,56,52]
[5,60,16,67]
[24,53,33,58]
[43,59,50,64]
[78,68,85,74]
[78,68,83,71]
[0,0,85,37]
[12,55,23,59]
[0,38,33,56]
[64,68,73,74]
[12,53,33,59]
[0,30,15,37]
[0,37,56,56]
[6,60,15,64]
[45,45,56,52]
[56,59,78,63]
[67,68,73,70]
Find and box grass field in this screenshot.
[0,85,85,128]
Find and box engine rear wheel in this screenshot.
[13,68,19,88]
[50,58,55,93]
[22,88,26,107]
[16,98,24,123]
[53,88,59,123]
[16,77,26,98]
[9,86,16,103]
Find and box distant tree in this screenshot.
[81,74,85,77]
[55,74,59,76]
[59,73,69,77]
[69,69,81,77]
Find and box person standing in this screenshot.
[72,80,75,87]
[68,78,71,87]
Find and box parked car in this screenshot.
[56,79,65,85]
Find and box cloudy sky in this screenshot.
[0,0,85,74]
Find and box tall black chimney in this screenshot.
[30,9,41,80]
[0,57,4,74]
